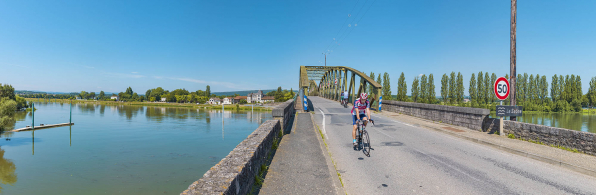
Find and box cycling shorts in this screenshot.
[352,114,367,125]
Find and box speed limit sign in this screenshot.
[494,77,509,100]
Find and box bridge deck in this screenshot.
[309,96,596,194]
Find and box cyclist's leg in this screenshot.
[361,114,368,126]
[352,115,358,143]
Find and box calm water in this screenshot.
[490,112,596,133]
[0,101,271,195]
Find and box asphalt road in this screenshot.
[310,96,596,195]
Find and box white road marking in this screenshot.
[317,108,328,139]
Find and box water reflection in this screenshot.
[0,147,17,193]
[492,113,596,133]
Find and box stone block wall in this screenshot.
[182,100,296,195]
[382,100,490,131]
[482,118,596,156]
[181,120,281,195]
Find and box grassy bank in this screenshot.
[25,98,272,111]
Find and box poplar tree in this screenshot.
[589,77,596,107]
[477,72,484,104]
[539,75,548,104]
[456,72,464,104]
[428,74,436,104]
[441,74,449,104]
[206,85,211,97]
[382,72,392,100]
[516,74,523,103]
[448,72,456,104]
[490,73,497,103]
[484,72,491,104]
[551,74,559,102]
[397,72,407,101]
[420,74,428,103]
[469,73,477,106]
[376,73,382,100]
[559,75,565,102]
[412,77,420,102]
[528,74,535,104]
[576,75,582,101]
[565,75,571,102]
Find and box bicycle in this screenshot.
[341,99,348,108]
[356,119,374,157]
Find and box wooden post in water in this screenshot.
[32,103,34,130]
[70,100,72,124]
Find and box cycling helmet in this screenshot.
[360,93,368,100]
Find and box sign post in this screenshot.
[494,77,510,136]
[304,95,308,112]
[378,96,383,112]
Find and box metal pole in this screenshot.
[499,100,504,136]
[510,0,517,121]
[70,100,72,124]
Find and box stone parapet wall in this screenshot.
[181,120,281,195]
[382,100,490,131]
[272,99,295,130]
[182,100,296,195]
[482,118,596,156]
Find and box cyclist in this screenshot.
[342,90,349,106]
[352,93,372,148]
[340,91,345,105]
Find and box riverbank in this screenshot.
[25,98,272,111]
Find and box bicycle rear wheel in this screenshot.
[362,130,371,157]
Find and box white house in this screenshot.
[209,97,221,105]
[110,95,119,101]
[222,97,233,105]
[247,90,263,103]
[160,97,167,102]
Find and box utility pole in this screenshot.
[510,0,517,121]
[322,53,327,66]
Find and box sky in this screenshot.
[1,0,595,95]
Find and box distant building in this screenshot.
[247,90,263,103]
[262,96,275,103]
[160,97,167,102]
[233,96,247,104]
[463,98,470,103]
[222,97,233,105]
[209,97,221,105]
[110,95,119,101]
[76,96,82,100]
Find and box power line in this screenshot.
[330,0,369,51]
[324,0,362,52]
[330,0,377,51]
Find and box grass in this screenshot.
[315,124,345,191]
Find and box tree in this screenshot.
[411,77,420,102]
[0,98,17,131]
[490,73,497,103]
[206,85,211,98]
[397,72,407,101]
[0,84,16,101]
[576,75,582,101]
[89,92,96,100]
[441,74,448,104]
[99,91,106,100]
[469,73,477,106]
[516,74,523,103]
[79,91,88,99]
[448,72,456,104]
[456,72,464,104]
[484,72,490,104]
[551,75,558,102]
[477,72,484,104]
[589,77,596,107]
[125,87,133,96]
[539,75,548,104]
[420,74,427,103]
[428,74,436,104]
[382,72,392,100]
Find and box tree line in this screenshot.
[372,72,596,112]
[1,83,29,131]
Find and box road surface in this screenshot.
[310,96,596,195]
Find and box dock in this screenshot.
[11,123,75,132]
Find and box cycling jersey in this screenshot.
[340,92,345,99]
[343,92,349,99]
[351,98,370,116]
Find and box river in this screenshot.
[490,112,596,133]
[0,101,271,195]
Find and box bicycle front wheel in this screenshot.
[362,130,371,157]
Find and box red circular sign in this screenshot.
[494,77,510,100]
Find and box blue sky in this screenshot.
[1,0,595,95]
